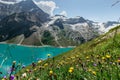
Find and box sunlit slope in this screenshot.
[15,26,120,80]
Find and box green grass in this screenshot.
[3,26,120,80]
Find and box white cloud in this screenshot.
[33,0,59,16]
[60,11,67,17]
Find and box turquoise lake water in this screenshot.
[0,43,73,76]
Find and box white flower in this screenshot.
[22,73,27,78]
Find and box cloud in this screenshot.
[60,11,67,17]
[33,0,59,16]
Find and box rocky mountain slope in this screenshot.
[0,0,119,47]
[0,0,49,21]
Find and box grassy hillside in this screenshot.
[3,26,120,80]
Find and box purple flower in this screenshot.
[10,67,14,72]
[109,62,112,64]
[10,75,15,80]
[93,63,97,66]
[3,76,6,79]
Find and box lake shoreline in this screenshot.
[0,42,76,48]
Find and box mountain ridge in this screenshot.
[0,0,119,47]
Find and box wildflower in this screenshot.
[109,62,112,64]
[34,68,37,71]
[102,57,105,60]
[75,55,79,58]
[113,62,116,65]
[12,61,16,64]
[88,69,92,72]
[92,71,96,75]
[68,67,74,73]
[86,56,89,59]
[38,60,42,64]
[106,55,111,59]
[68,69,73,73]
[26,69,29,72]
[10,75,15,80]
[69,67,74,71]
[117,59,120,63]
[96,55,100,58]
[36,78,40,80]
[91,60,94,62]
[22,73,27,78]
[2,76,6,80]
[117,59,120,65]
[10,67,15,72]
[44,63,48,67]
[71,57,75,59]
[49,70,53,75]
[93,63,97,66]
[47,54,51,57]
[3,76,6,79]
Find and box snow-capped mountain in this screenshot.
[0,0,119,47]
[91,21,120,34]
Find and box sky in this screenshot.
[34,0,120,22]
[1,0,120,22]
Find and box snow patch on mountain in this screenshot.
[104,24,120,32]
[70,23,88,30]
[94,22,120,33]
[0,0,22,4]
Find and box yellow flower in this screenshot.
[2,78,5,80]
[47,54,51,57]
[117,59,120,63]
[38,60,42,64]
[75,55,79,58]
[71,57,75,59]
[68,69,73,73]
[96,55,99,58]
[67,58,70,60]
[92,71,96,75]
[34,68,37,71]
[44,63,48,67]
[86,56,89,59]
[88,69,92,72]
[69,67,74,70]
[102,57,105,60]
[106,55,111,59]
[68,67,74,73]
[49,70,53,75]
[26,69,29,72]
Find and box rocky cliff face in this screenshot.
[0,14,99,47]
[0,0,49,21]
